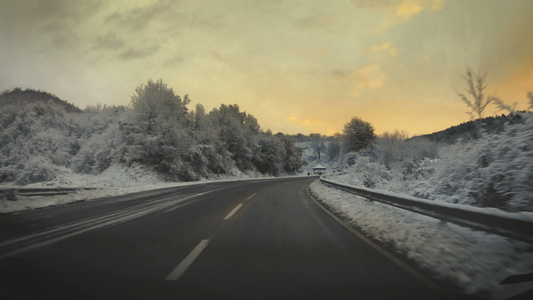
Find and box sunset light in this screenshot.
[1,0,532,135]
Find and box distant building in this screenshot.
[312,165,326,175]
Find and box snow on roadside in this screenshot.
[0,163,302,214]
[0,164,191,213]
[330,114,533,212]
[309,180,533,300]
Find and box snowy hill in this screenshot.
[413,112,528,144]
[0,88,81,113]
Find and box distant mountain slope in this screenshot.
[0,88,81,113]
[414,112,528,144]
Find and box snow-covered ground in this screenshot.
[0,163,298,214]
[309,180,533,300]
[296,140,342,175]
[327,113,533,212]
[0,164,182,213]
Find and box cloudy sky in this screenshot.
[1,0,532,135]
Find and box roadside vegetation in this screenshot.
[326,108,532,212]
[2,71,532,212]
[301,70,533,212]
[0,80,304,186]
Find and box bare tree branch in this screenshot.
[459,69,493,119]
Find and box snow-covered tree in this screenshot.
[130,79,190,134]
[326,137,341,161]
[122,79,193,179]
[309,133,326,160]
[343,117,375,152]
[0,83,305,185]
[277,133,304,173]
[373,130,409,169]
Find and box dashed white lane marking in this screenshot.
[244,193,257,201]
[165,193,255,281]
[165,239,211,281]
[223,203,243,221]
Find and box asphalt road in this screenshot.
[0,177,477,299]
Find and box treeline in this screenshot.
[0,88,82,113]
[414,112,530,145]
[0,80,304,185]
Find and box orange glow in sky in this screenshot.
[1,0,532,136]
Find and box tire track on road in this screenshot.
[0,188,229,260]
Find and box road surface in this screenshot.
[0,177,476,299]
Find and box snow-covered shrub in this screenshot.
[179,145,209,180]
[71,111,124,175]
[197,145,228,175]
[0,102,72,185]
[414,114,533,211]
[340,155,394,189]
[342,152,358,166]
[15,157,57,185]
[373,130,438,171]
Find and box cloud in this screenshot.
[352,0,400,10]
[104,0,174,32]
[353,0,442,14]
[164,56,185,67]
[355,65,385,88]
[353,0,444,34]
[397,0,444,17]
[118,45,160,61]
[296,15,343,33]
[0,0,102,38]
[432,0,443,11]
[286,114,341,135]
[288,115,325,128]
[396,0,423,19]
[93,32,125,50]
[371,42,398,57]
[0,0,103,52]
[330,69,353,81]
[331,65,385,89]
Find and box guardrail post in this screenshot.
[1,189,18,201]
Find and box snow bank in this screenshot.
[321,177,533,224]
[0,163,184,213]
[0,162,302,214]
[309,181,533,299]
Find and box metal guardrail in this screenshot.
[0,188,97,201]
[319,177,533,244]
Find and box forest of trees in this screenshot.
[2,76,531,211]
[0,81,304,185]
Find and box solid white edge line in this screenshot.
[165,239,211,281]
[307,186,445,292]
[224,203,243,221]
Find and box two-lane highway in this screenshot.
[0,177,474,299]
